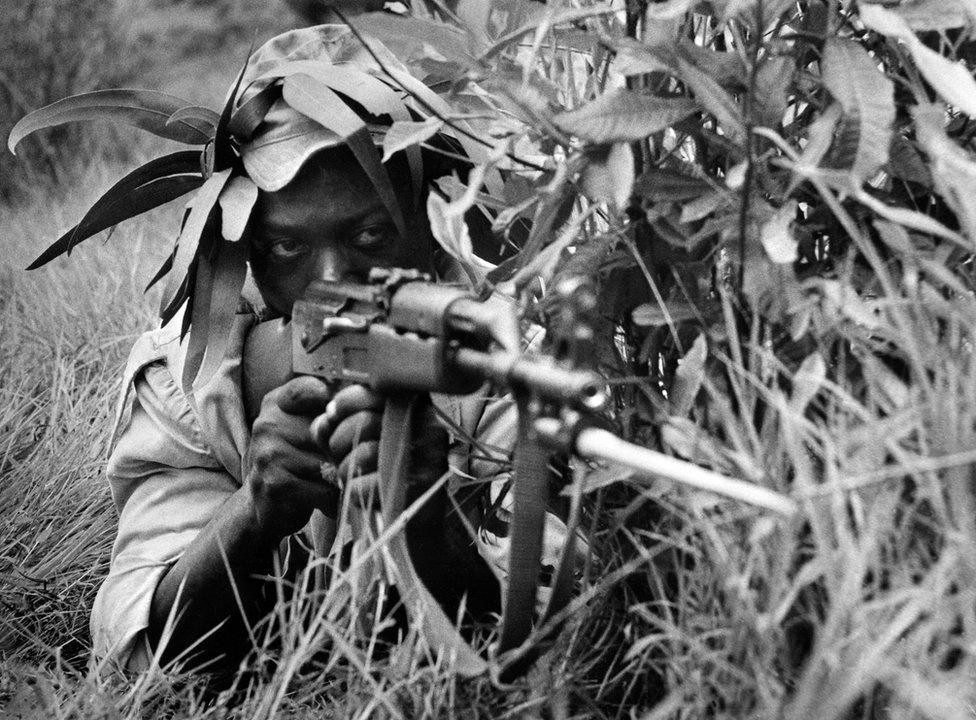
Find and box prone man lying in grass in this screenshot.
[13,26,573,678]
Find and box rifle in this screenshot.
[242,268,796,682]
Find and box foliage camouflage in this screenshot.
[6,0,976,717]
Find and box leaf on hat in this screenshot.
[151,207,190,296]
[161,260,193,328]
[259,61,406,119]
[213,51,252,171]
[8,90,212,154]
[283,72,407,238]
[182,250,215,392]
[553,91,698,143]
[184,238,249,393]
[26,151,204,269]
[218,176,258,242]
[159,168,233,317]
[263,60,423,203]
[227,83,281,141]
[145,245,176,293]
[382,117,444,162]
[166,105,220,131]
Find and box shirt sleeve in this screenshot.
[90,332,240,672]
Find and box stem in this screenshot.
[737,0,765,293]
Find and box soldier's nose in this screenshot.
[315,245,348,283]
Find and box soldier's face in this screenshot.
[246,150,429,317]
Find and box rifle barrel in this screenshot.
[575,428,798,517]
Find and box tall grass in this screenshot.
[5,166,975,719]
[0,163,165,670]
[4,2,976,719]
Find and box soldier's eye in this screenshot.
[267,237,307,260]
[349,224,396,252]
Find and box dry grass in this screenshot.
[0,163,166,671]
[4,169,975,719]
[3,2,976,718]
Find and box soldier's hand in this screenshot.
[310,385,449,500]
[244,376,337,540]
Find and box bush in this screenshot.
[362,1,976,716]
[5,1,976,718]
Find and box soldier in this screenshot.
[11,25,572,677]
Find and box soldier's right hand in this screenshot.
[243,376,337,541]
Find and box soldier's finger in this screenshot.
[325,385,383,424]
[311,384,382,446]
[276,376,332,416]
[327,410,382,459]
[337,440,379,480]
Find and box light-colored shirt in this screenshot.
[90,309,569,670]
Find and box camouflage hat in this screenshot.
[231,25,404,194]
[9,20,487,393]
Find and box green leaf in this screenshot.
[669,334,707,417]
[909,42,976,118]
[355,11,477,66]
[159,168,233,316]
[675,54,746,144]
[754,56,792,128]
[912,102,976,240]
[789,103,841,192]
[759,200,799,263]
[821,37,894,185]
[553,91,698,143]
[259,60,411,121]
[182,250,215,392]
[865,0,968,30]
[859,2,976,117]
[382,117,445,162]
[854,188,968,247]
[187,239,249,391]
[26,153,203,269]
[887,132,932,186]
[679,190,732,223]
[715,0,795,25]
[790,352,826,412]
[218,176,258,242]
[8,89,211,154]
[426,192,492,288]
[166,105,220,130]
[359,36,503,198]
[581,143,634,209]
[213,48,252,172]
[283,72,407,238]
[480,5,619,62]
[632,300,700,327]
[145,245,176,293]
[227,83,281,141]
[632,167,712,202]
